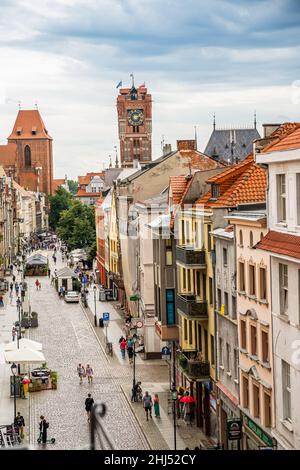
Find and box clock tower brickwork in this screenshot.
[117,85,152,168]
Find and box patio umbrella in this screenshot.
[4,338,43,351]
[4,348,46,364]
[180,395,196,403]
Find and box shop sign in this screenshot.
[243,415,273,447]
[227,418,243,441]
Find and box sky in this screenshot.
[0,0,300,179]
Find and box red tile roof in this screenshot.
[0,143,17,166]
[261,122,300,153]
[196,154,266,208]
[52,179,65,193]
[78,172,104,185]
[169,176,190,205]
[256,230,300,260]
[177,149,225,171]
[8,110,52,140]
[76,189,102,197]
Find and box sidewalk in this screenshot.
[0,272,30,446]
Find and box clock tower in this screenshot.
[117,78,152,168]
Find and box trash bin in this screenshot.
[99,317,104,328]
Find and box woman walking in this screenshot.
[154,394,160,418]
[86,364,94,384]
[77,363,85,384]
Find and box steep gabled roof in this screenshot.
[256,230,300,260]
[8,110,52,140]
[196,154,266,208]
[262,125,300,153]
[169,176,190,205]
[204,127,260,162]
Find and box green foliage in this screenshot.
[48,187,73,230]
[67,179,78,196]
[87,239,97,264]
[57,200,96,252]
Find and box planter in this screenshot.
[21,318,30,328]
[30,318,38,327]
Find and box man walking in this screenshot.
[39,415,49,444]
[77,363,85,384]
[85,393,94,422]
[14,412,25,440]
[142,391,153,421]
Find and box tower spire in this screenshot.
[130,73,135,88]
[114,145,119,168]
[194,125,197,150]
[213,113,216,131]
[109,155,112,168]
[254,110,257,129]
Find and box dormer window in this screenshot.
[211,184,220,199]
[32,127,37,135]
[17,127,22,136]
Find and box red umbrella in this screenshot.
[180,395,195,403]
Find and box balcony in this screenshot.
[178,352,210,380]
[176,246,206,267]
[177,294,207,319]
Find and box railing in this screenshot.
[176,246,206,266]
[178,353,210,380]
[177,294,207,318]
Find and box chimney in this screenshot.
[262,123,281,138]
[163,143,172,156]
[177,140,196,151]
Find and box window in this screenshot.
[297,174,300,226]
[239,261,245,292]
[232,295,237,320]
[186,220,191,245]
[226,343,231,373]
[183,318,188,342]
[210,335,215,365]
[209,277,213,306]
[223,247,228,266]
[181,220,185,245]
[182,268,186,291]
[249,231,253,248]
[264,391,272,428]
[187,269,191,291]
[219,337,223,367]
[165,239,173,266]
[217,288,222,311]
[211,184,220,199]
[240,319,247,350]
[239,230,243,246]
[250,325,257,356]
[277,174,286,222]
[259,267,267,301]
[224,292,229,315]
[242,375,249,408]
[166,289,175,325]
[133,126,139,133]
[249,264,256,296]
[234,348,238,380]
[282,360,291,421]
[204,329,208,361]
[197,324,202,352]
[253,382,260,418]
[189,320,193,345]
[279,263,288,315]
[261,330,269,364]
[24,145,31,167]
[207,224,212,251]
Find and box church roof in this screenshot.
[204,127,260,162]
[8,110,52,140]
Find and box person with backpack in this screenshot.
[142,391,153,421]
[14,412,25,440]
[85,393,94,422]
[39,416,49,444]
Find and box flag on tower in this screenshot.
[116,81,122,88]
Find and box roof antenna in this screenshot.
[18,101,21,110]
[213,113,216,131]
[161,134,165,152]
[254,110,257,129]
[35,102,38,110]
[114,145,119,168]
[194,125,198,150]
[109,155,112,168]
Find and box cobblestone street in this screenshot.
[27,251,153,450]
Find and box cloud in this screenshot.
[0,0,299,178]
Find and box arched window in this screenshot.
[24,145,31,167]
[249,231,253,248]
[239,230,243,246]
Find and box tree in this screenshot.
[57,200,96,251]
[67,179,78,196]
[49,187,73,230]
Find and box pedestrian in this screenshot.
[127,339,134,364]
[53,256,56,265]
[10,263,13,275]
[154,394,160,418]
[9,289,13,304]
[39,416,49,444]
[131,383,138,402]
[48,268,51,278]
[0,294,4,308]
[10,282,13,292]
[142,391,153,421]
[12,274,16,283]
[59,286,64,298]
[77,363,85,384]
[15,282,19,295]
[85,393,94,422]
[35,279,39,290]
[86,364,94,384]
[14,412,25,440]
[120,338,127,359]
[12,326,17,341]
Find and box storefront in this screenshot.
[242,413,277,450]
[216,382,240,449]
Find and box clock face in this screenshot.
[128,109,144,126]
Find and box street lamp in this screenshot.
[11,362,17,423]
[132,334,138,388]
[93,285,97,326]
[16,297,21,345]
[171,385,178,451]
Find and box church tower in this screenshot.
[117,77,152,168]
[7,109,53,194]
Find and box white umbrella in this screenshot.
[4,338,43,351]
[4,348,46,364]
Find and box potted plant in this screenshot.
[30,311,38,327]
[50,371,58,390]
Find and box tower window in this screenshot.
[32,127,37,135]
[24,145,31,167]
[133,126,139,133]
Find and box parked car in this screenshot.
[64,291,80,303]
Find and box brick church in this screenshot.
[0,109,53,194]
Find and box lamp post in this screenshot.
[171,385,178,451]
[132,333,137,388]
[93,285,97,326]
[11,362,17,423]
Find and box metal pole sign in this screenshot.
[227,418,243,440]
[161,346,171,360]
[103,312,110,321]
